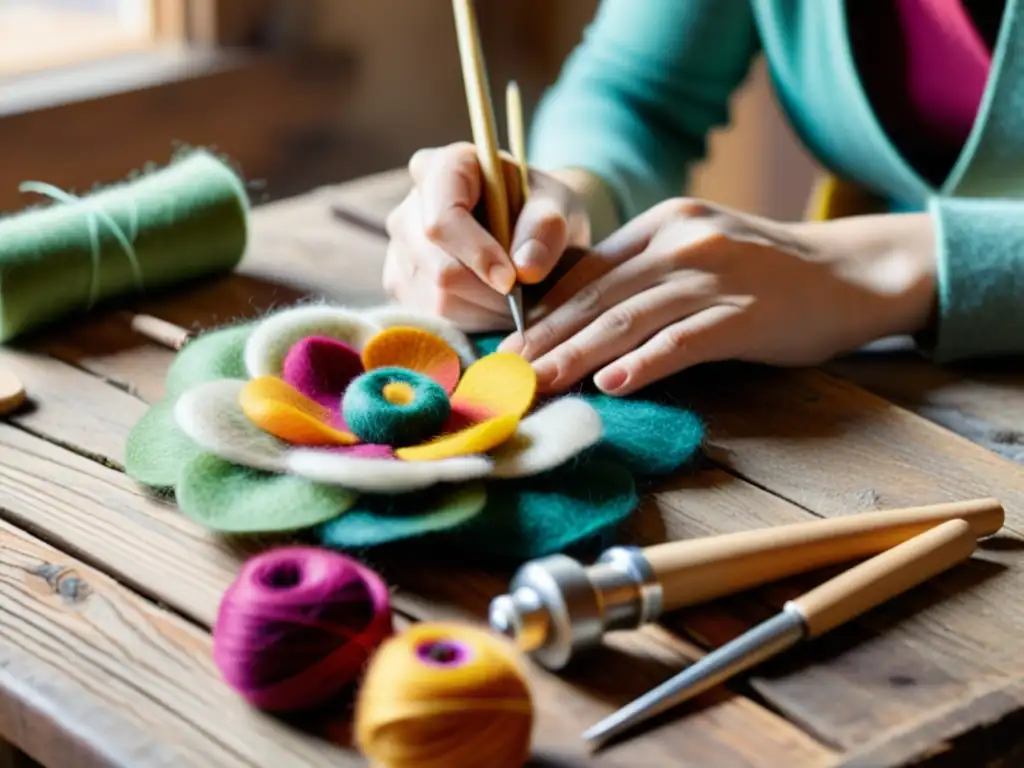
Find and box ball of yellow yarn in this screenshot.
[354,621,533,768]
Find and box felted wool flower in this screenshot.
[124,304,706,563]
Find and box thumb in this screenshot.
[509,193,570,284]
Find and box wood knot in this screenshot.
[29,563,91,604]
[850,488,882,509]
[991,429,1024,446]
[889,674,916,687]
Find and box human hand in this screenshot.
[499,199,937,395]
[382,142,590,332]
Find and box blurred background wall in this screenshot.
[302,0,820,220]
[0,0,820,220]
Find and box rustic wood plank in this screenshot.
[831,676,1024,768]
[828,350,1024,464]
[10,295,997,758]
[0,192,839,765]
[0,315,844,764]
[0,517,355,767]
[0,342,147,468]
[16,176,1024,761]
[0,420,834,766]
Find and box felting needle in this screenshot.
[450,0,524,339]
[581,518,977,750]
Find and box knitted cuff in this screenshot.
[923,196,1024,362]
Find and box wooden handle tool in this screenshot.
[582,519,977,748]
[450,0,524,337]
[489,497,1003,669]
[504,80,528,333]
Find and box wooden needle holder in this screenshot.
[489,498,1004,670]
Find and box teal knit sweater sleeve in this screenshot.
[528,0,761,220]
[928,195,1024,361]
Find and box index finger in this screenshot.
[418,145,517,294]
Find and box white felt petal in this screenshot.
[174,379,289,473]
[244,304,382,378]
[490,397,604,478]
[362,304,478,367]
[285,450,493,494]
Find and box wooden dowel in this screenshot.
[120,312,191,350]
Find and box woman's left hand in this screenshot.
[498,198,937,396]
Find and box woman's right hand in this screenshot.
[383,142,590,332]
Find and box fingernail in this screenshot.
[533,360,558,388]
[498,334,524,354]
[512,240,546,271]
[488,262,516,293]
[595,366,627,392]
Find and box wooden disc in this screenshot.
[0,368,26,415]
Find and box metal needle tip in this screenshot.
[580,608,806,749]
[508,284,525,339]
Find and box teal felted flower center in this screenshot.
[341,367,451,447]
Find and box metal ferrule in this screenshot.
[488,547,665,672]
[594,546,663,629]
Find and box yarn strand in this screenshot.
[0,150,249,344]
[18,180,144,307]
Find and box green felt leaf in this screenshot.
[165,321,256,398]
[585,394,704,476]
[444,457,637,562]
[317,483,487,548]
[123,399,202,489]
[126,321,257,490]
[177,452,357,533]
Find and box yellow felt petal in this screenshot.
[361,326,461,394]
[449,351,536,419]
[395,414,520,462]
[239,376,358,446]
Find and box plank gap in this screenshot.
[2,418,125,474]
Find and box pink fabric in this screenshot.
[893,0,992,145]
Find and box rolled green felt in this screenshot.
[0,149,249,342]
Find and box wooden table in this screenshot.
[1,169,1023,768]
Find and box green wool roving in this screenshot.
[0,149,248,342]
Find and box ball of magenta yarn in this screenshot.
[213,546,392,711]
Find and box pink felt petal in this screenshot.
[320,443,396,460]
[440,400,497,435]
[282,336,364,412]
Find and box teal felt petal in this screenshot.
[318,483,487,548]
[165,322,256,398]
[124,399,202,488]
[585,394,704,476]
[177,452,357,533]
[470,333,504,357]
[445,458,637,561]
